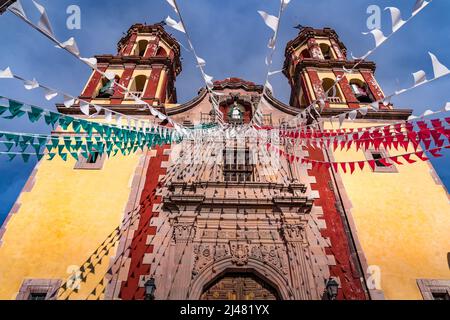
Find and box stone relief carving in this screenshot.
[173,224,197,242]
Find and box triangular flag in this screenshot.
[32,0,54,37]
[412,0,430,16]
[80,101,90,116]
[0,67,13,79]
[59,37,80,56]
[195,55,206,67]
[362,29,387,47]
[80,57,97,69]
[428,52,450,78]
[24,78,39,90]
[8,0,27,19]
[385,7,406,32]
[165,16,186,33]
[257,11,279,33]
[165,0,178,12]
[44,88,58,100]
[412,70,427,86]
[63,95,75,108]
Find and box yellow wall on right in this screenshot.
[329,121,450,300]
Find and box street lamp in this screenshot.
[144,278,156,300]
[325,278,339,300]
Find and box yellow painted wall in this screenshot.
[0,148,142,299]
[327,120,450,300]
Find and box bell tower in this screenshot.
[79,23,181,109]
[284,27,389,111]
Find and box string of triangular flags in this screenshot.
[164,0,225,126]
[7,0,186,132]
[287,0,433,127]
[251,0,291,127]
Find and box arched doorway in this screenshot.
[200,272,280,300]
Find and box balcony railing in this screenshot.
[327,96,342,104]
[125,91,143,99]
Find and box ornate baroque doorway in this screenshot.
[200,273,280,300]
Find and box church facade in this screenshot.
[0,23,449,300]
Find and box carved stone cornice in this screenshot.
[172,223,197,243]
[280,224,306,244]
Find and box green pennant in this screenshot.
[37,137,47,146]
[5,133,20,145]
[51,138,59,149]
[64,137,72,151]
[21,153,30,163]
[47,153,56,160]
[0,105,8,115]
[36,153,44,161]
[7,100,25,118]
[32,143,42,155]
[7,153,17,161]
[27,106,44,123]
[59,152,68,161]
[45,112,60,127]
[19,141,29,152]
[70,152,79,161]
[72,120,82,133]
[3,141,14,152]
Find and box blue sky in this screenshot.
[0,0,449,224]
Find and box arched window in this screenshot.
[349,79,374,103]
[322,78,342,103]
[128,75,147,98]
[156,47,167,57]
[96,75,120,98]
[319,43,333,60]
[136,40,149,57]
[299,48,311,59]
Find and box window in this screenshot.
[431,292,450,300]
[321,78,342,103]
[319,43,333,60]
[28,292,47,300]
[417,279,450,300]
[364,149,397,173]
[136,40,148,57]
[127,75,147,98]
[74,150,105,170]
[16,279,61,300]
[96,75,120,99]
[262,114,272,126]
[349,79,374,103]
[87,151,100,164]
[299,48,311,59]
[223,148,254,182]
[156,47,167,57]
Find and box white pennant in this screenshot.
[80,101,90,115]
[358,106,369,116]
[385,7,406,33]
[268,70,283,76]
[104,71,116,80]
[422,109,435,117]
[412,70,427,86]
[257,11,279,33]
[165,0,178,12]
[370,101,379,111]
[0,67,13,79]
[204,73,214,88]
[196,55,206,67]
[32,0,54,37]
[412,0,430,16]
[444,102,450,112]
[80,57,97,69]
[348,110,358,121]
[63,95,75,108]
[24,78,39,90]
[338,114,346,127]
[9,0,27,19]
[93,105,102,115]
[362,29,387,47]
[59,37,80,56]
[165,16,186,33]
[44,88,58,100]
[105,110,112,123]
[428,52,450,78]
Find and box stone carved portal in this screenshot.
[200,272,279,300]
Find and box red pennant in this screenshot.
[368,160,376,171]
[340,162,347,173]
[429,148,444,158]
[349,162,356,174]
[402,154,416,164]
[358,161,365,171]
[332,162,339,173]
[379,158,392,167]
[415,151,429,161]
[389,156,403,165]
